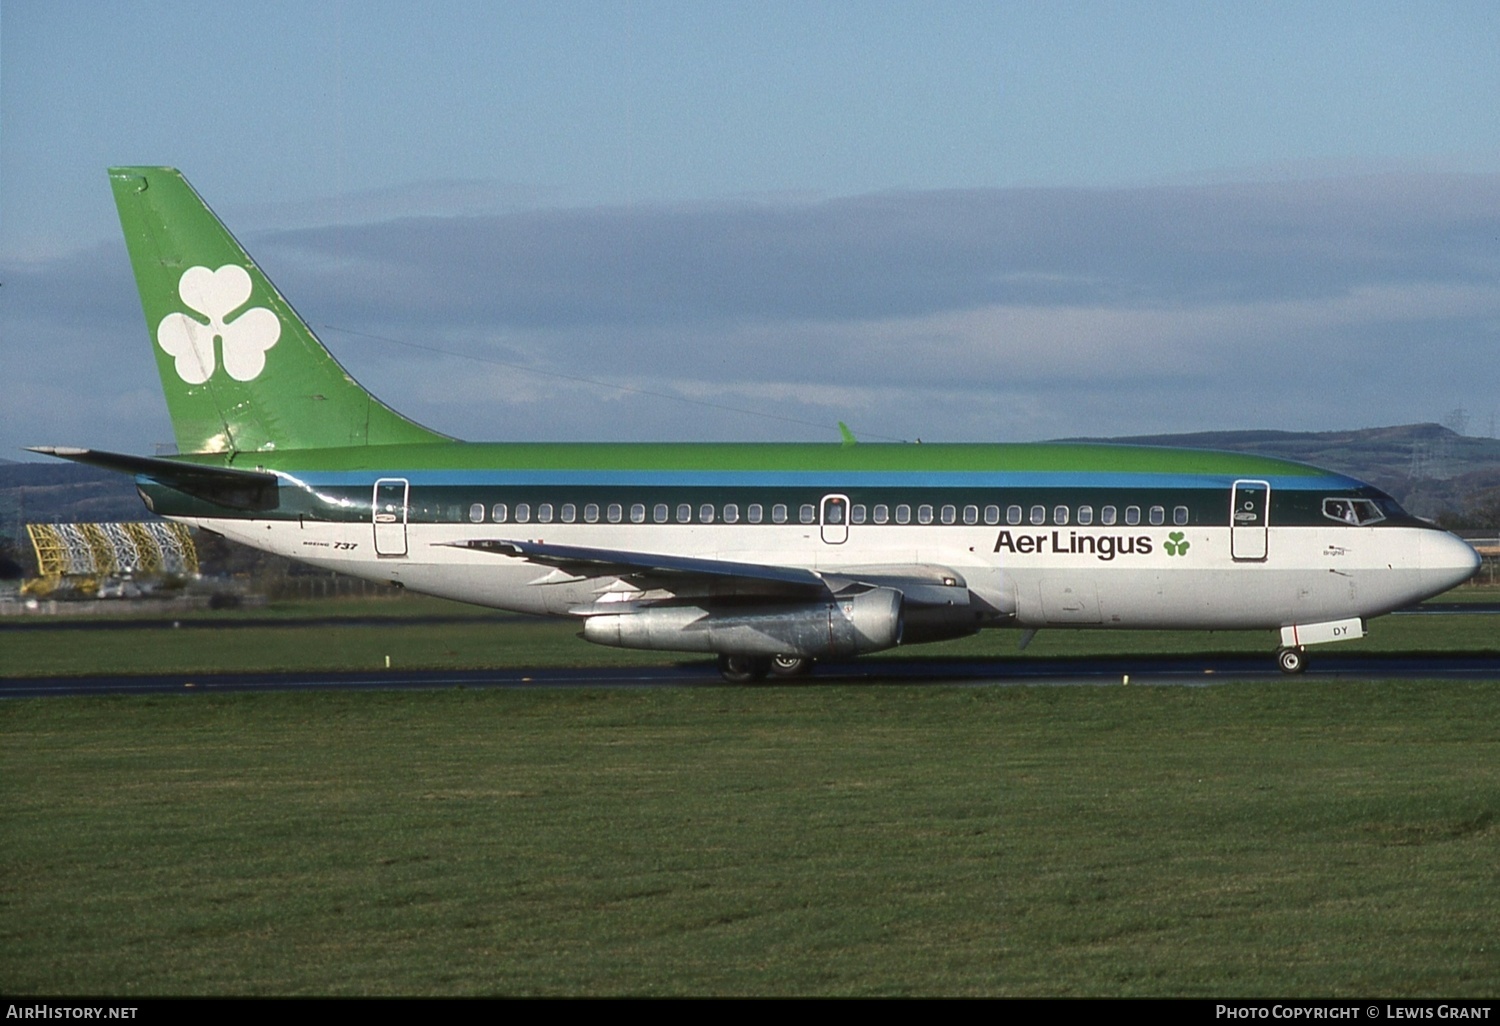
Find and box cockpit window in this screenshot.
[1323,497,1386,526]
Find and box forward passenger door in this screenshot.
[1230,480,1269,562]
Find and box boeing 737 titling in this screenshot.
[33,168,1481,680]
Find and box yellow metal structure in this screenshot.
[23,522,198,596]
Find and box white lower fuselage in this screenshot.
[186,512,1478,636]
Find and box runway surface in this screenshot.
[6,652,1499,699]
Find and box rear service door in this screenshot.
[373,478,410,557]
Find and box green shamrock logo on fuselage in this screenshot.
[1164,532,1190,557]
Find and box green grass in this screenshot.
[1,613,672,677]
[3,589,1497,994]
[3,684,1498,995]
[1426,582,1500,604]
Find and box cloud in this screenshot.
[4,172,1498,453]
[259,172,1500,328]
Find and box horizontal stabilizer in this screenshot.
[29,446,279,511]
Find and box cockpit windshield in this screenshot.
[1322,497,1387,526]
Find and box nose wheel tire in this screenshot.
[1276,647,1307,674]
[718,654,771,683]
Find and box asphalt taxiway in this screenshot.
[5,652,1499,699]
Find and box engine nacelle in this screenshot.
[582,587,905,658]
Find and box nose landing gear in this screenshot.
[1276,646,1307,674]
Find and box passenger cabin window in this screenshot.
[1322,498,1386,526]
[491,503,508,523]
[896,504,911,525]
[1053,505,1069,525]
[917,505,934,525]
[772,504,788,524]
[873,504,889,524]
[1149,506,1164,526]
[469,503,485,524]
[630,504,646,523]
[941,505,956,525]
[723,504,740,524]
[800,504,816,524]
[515,503,531,524]
[1030,505,1046,526]
[748,504,764,524]
[676,504,692,523]
[1124,506,1140,526]
[653,504,669,523]
[538,503,554,524]
[700,504,715,523]
[851,505,867,525]
[607,503,623,523]
[964,505,979,525]
[584,504,600,523]
[1174,506,1189,526]
[561,503,577,523]
[1007,505,1023,525]
[1100,506,1117,525]
[1077,505,1094,526]
[984,505,1000,525]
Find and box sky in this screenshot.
[2,1,1498,457]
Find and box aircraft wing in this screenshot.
[444,538,830,593]
[444,538,971,608]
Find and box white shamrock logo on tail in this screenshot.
[156,266,280,383]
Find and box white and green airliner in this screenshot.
[35,167,1482,680]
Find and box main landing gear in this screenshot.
[769,654,813,678]
[1276,646,1307,675]
[716,654,816,683]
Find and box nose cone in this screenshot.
[1421,530,1482,597]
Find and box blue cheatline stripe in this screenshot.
[274,468,1356,491]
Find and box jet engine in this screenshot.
[581,587,905,658]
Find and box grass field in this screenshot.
[2,589,1497,995]
[3,683,1498,996]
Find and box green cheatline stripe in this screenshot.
[186,441,1332,477]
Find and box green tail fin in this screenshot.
[109,167,450,455]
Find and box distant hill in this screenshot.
[1059,423,1500,521]
[0,461,151,532]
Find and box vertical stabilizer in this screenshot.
[109,167,450,455]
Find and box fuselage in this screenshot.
[140,439,1481,638]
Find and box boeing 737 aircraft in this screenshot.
[34,167,1481,680]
